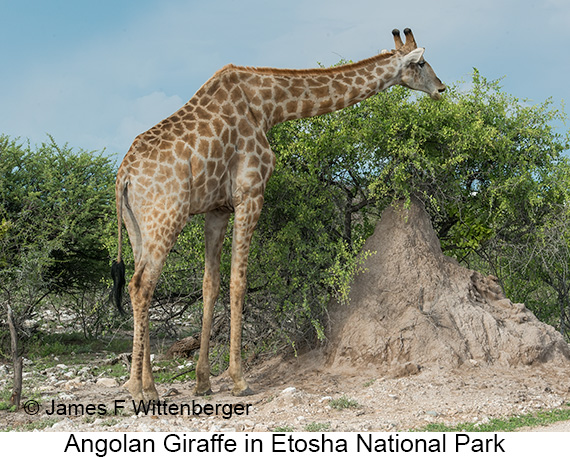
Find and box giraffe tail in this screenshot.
[111,180,127,316]
[111,258,126,315]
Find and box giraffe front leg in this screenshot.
[228,284,253,397]
[195,210,230,396]
[194,301,214,396]
[194,288,215,396]
[227,198,263,397]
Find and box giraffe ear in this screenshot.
[403,47,425,65]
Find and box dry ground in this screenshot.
[1,350,570,433]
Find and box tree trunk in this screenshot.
[559,288,569,339]
[344,194,353,249]
[6,304,23,410]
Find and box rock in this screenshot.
[51,418,73,430]
[63,378,84,390]
[163,387,180,397]
[253,423,269,432]
[38,384,56,392]
[392,362,420,378]
[217,383,230,392]
[77,366,91,377]
[96,377,119,387]
[273,387,309,408]
[219,427,237,432]
[241,419,255,429]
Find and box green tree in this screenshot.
[0,135,117,340]
[494,160,570,335]
[247,69,568,346]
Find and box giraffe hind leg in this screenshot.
[124,261,160,402]
[142,319,159,401]
[122,199,188,401]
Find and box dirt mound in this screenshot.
[324,197,570,377]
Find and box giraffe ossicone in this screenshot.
[111,28,445,401]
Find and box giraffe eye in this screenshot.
[418,61,426,68]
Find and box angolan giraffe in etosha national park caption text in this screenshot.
[111,28,446,401]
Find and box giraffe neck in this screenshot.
[233,52,399,129]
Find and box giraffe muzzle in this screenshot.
[430,84,446,100]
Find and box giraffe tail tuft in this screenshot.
[111,259,126,315]
[112,176,127,316]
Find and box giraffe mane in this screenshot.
[218,51,396,78]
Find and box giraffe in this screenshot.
[111,28,445,401]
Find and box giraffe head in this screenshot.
[391,28,446,100]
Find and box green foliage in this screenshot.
[326,246,375,307]
[304,422,331,432]
[419,405,570,432]
[27,332,99,358]
[0,387,14,411]
[0,135,116,290]
[93,363,129,379]
[0,135,119,349]
[329,395,360,410]
[273,425,295,432]
[153,358,196,383]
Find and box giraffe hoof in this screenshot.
[123,379,144,402]
[194,387,213,397]
[130,392,145,402]
[232,386,254,397]
[143,389,160,402]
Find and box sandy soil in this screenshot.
[1,350,569,433]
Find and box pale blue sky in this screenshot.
[2,0,569,160]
